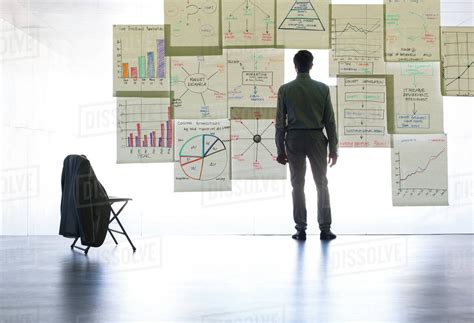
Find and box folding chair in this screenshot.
[71,197,136,255]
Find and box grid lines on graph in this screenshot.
[442,30,474,96]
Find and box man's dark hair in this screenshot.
[293,50,313,73]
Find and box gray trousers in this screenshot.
[285,131,332,231]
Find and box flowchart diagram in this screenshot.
[227,49,283,108]
[337,76,391,148]
[387,62,444,134]
[223,0,275,47]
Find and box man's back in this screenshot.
[276,73,338,159]
[278,73,330,131]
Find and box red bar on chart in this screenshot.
[122,63,129,78]
[167,106,172,148]
[144,135,148,147]
[152,131,157,147]
[137,123,141,147]
[160,123,165,148]
[129,133,133,147]
[131,67,138,79]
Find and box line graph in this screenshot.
[398,149,446,183]
[333,18,383,59]
[329,5,385,76]
[391,134,448,206]
[441,28,474,96]
[336,21,381,35]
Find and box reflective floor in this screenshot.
[0,235,473,322]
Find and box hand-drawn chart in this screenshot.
[223,0,275,48]
[441,27,474,97]
[329,5,385,76]
[276,0,330,49]
[117,98,173,163]
[230,107,286,179]
[174,119,231,191]
[227,49,283,108]
[113,25,170,97]
[171,55,227,119]
[164,0,222,55]
[385,0,440,62]
[387,62,444,134]
[391,134,448,206]
[337,76,391,148]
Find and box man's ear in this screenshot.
[310,63,314,70]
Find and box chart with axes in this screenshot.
[227,48,283,108]
[441,27,474,97]
[391,134,448,206]
[223,0,275,47]
[329,5,385,76]
[337,76,390,148]
[230,107,286,179]
[171,55,227,119]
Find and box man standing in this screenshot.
[275,50,338,241]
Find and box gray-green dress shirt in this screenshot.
[275,73,338,158]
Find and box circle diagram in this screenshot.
[179,134,228,181]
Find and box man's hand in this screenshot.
[328,155,338,168]
[277,154,288,165]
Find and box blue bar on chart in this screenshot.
[147,52,155,79]
[157,39,166,79]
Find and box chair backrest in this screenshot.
[59,155,110,247]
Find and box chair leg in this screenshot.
[70,237,90,255]
[71,237,79,249]
[108,229,118,245]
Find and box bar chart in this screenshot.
[117,98,173,163]
[113,25,170,96]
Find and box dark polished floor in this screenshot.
[0,235,473,322]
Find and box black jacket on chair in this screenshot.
[59,155,110,247]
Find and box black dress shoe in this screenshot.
[320,230,337,241]
[292,230,306,241]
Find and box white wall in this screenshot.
[0,0,472,236]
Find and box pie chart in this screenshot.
[179,134,228,181]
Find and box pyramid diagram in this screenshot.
[279,0,325,31]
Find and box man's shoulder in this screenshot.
[311,79,330,90]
